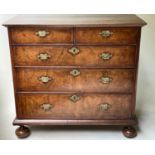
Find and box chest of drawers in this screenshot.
[4,15,146,138]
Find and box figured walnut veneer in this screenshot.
[4,15,146,138]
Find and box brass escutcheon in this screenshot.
[98,103,111,111]
[99,52,112,60]
[100,76,113,84]
[40,103,53,111]
[39,76,52,84]
[69,47,80,55]
[69,94,80,103]
[70,69,80,77]
[99,30,113,38]
[36,30,49,37]
[38,53,51,61]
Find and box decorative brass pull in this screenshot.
[70,69,80,77]
[40,103,53,111]
[38,53,51,61]
[99,30,113,38]
[69,94,80,103]
[36,30,49,37]
[98,103,111,111]
[99,52,112,60]
[100,76,112,84]
[69,47,80,55]
[39,76,52,84]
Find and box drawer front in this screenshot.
[76,27,139,44]
[10,27,73,44]
[16,93,132,119]
[13,46,136,67]
[15,68,135,92]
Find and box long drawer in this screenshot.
[13,46,137,67]
[76,27,139,44]
[16,93,132,119]
[15,68,135,92]
[10,27,73,44]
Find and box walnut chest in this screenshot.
[4,15,146,138]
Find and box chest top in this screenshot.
[3,14,146,27]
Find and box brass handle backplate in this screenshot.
[38,53,51,61]
[36,30,49,37]
[69,94,80,103]
[40,103,53,111]
[100,76,112,84]
[99,52,112,60]
[70,69,80,77]
[39,76,52,84]
[69,47,80,55]
[98,103,111,111]
[99,30,113,38]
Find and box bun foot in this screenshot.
[15,126,31,138]
[122,126,137,138]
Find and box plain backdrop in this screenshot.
[0,14,155,140]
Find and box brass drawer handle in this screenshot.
[39,76,52,84]
[99,30,113,38]
[40,103,53,111]
[38,53,51,61]
[69,47,80,55]
[99,52,112,60]
[36,30,49,37]
[100,76,112,84]
[69,94,80,103]
[98,103,111,111]
[70,69,80,77]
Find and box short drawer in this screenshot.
[10,27,73,44]
[13,46,137,67]
[15,68,135,93]
[16,93,132,119]
[76,27,139,44]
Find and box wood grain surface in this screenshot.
[16,93,132,119]
[76,27,140,44]
[3,15,146,27]
[15,68,135,92]
[10,27,73,44]
[13,45,137,67]
[5,14,146,130]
